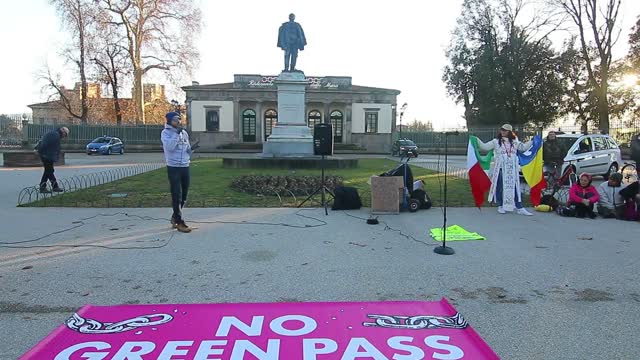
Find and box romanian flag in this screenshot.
[467,136,494,208]
[518,135,546,206]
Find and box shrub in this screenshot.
[231,175,343,196]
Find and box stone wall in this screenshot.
[350,134,393,153]
[192,131,236,151]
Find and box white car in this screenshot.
[553,133,622,180]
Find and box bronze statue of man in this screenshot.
[277,13,307,72]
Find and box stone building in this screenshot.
[182,74,400,153]
[28,83,171,125]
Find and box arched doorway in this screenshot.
[242,109,256,142]
[264,109,277,141]
[330,110,343,143]
[308,110,322,129]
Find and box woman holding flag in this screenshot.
[474,124,537,215]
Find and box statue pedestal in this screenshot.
[262,71,314,157]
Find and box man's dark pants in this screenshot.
[167,166,190,223]
[597,206,624,219]
[284,48,299,70]
[40,157,58,189]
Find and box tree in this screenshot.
[405,119,434,132]
[48,0,95,123]
[626,16,640,121]
[92,20,129,125]
[99,0,202,124]
[559,40,635,131]
[558,41,599,132]
[444,0,564,128]
[496,0,565,127]
[553,0,623,133]
[444,0,503,127]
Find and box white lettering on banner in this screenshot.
[112,342,156,360]
[425,336,464,360]
[302,338,339,359]
[157,341,194,360]
[230,339,280,360]
[341,338,389,360]
[53,335,468,359]
[215,316,265,337]
[193,340,227,360]
[269,315,317,336]
[53,341,111,360]
[387,336,425,360]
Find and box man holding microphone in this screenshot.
[162,111,197,233]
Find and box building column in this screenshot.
[233,99,240,142]
[256,101,263,143]
[345,103,352,144]
[323,102,331,124]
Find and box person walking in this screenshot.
[476,124,534,215]
[161,112,194,233]
[37,127,69,193]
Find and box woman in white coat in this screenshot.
[476,124,534,215]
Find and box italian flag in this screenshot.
[467,136,493,208]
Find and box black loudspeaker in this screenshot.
[313,123,333,156]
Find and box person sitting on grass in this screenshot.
[596,172,625,219]
[569,173,599,219]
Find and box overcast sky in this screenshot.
[1,0,639,128]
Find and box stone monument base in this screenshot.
[262,124,314,158]
[261,71,315,158]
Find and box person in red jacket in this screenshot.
[569,173,600,218]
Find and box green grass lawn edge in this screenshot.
[24,159,521,208]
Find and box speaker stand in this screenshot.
[298,155,335,215]
[434,132,455,255]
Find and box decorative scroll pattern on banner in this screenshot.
[65,313,173,334]
[363,312,468,330]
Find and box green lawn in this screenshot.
[26,159,479,208]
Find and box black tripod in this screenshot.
[434,131,459,255]
[298,155,334,215]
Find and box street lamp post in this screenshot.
[399,103,408,139]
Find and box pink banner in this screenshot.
[21,299,499,359]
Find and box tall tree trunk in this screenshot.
[77,3,88,124]
[113,91,122,125]
[462,86,474,128]
[133,68,144,124]
[598,82,610,133]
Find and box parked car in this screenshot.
[550,133,622,180]
[391,139,419,157]
[86,136,125,155]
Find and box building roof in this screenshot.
[181,82,235,91]
[182,82,400,94]
[27,101,59,108]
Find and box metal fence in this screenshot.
[0,115,25,148]
[24,123,164,145]
[396,124,640,149]
[396,127,540,149]
[17,163,166,206]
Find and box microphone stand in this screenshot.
[434,131,458,255]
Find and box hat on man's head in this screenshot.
[166,112,181,124]
[59,127,69,136]
[609,172,623,182]
[500,124,513,132]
